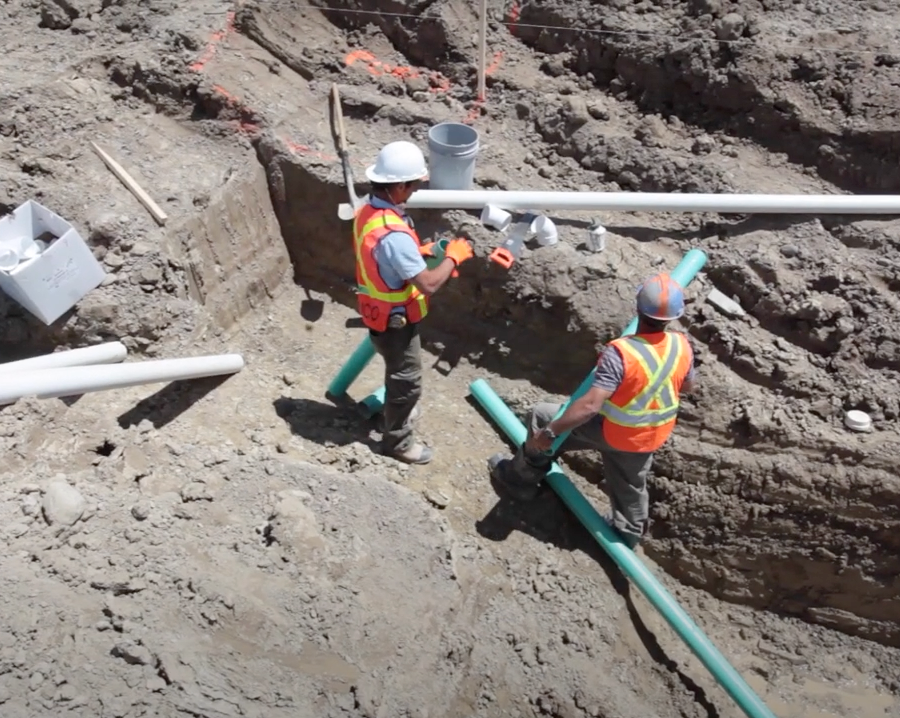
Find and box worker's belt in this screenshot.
[387,314,408,329]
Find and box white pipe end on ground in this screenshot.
[0,341,129,374]
[0,353,245,405]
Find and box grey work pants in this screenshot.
[369,323,422,454]
[511,402,654,545]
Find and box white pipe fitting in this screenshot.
[0,248,18,271]
[534,216,558,246]
[480,204,512,231]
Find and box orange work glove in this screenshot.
[419,242,436,257]
[444,238,474,268]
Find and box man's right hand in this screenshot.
[444,238,474,268]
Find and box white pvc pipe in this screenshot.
[0,342,128,375]
[399,190,900,214]
[0,354,245,405]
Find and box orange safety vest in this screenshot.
[353,203,430,332]
[600,331,693,453]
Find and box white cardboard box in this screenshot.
[0,201,107,325]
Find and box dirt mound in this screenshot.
[513,0,900,192]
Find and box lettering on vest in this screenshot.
[359,299,381,324]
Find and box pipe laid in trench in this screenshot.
[0,342,128,375]
[547,247,708,455]
[468,377,777,718]
[463,249,776,718]
[0,354,245,406]
[402,189,900,214]
[327,335,377,399]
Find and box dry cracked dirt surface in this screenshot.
[2,0,900,715]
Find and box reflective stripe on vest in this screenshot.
[353,209,427,318]
[600,334,686,428]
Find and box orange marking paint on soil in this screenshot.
[284,141,338,163]
[463,101,484,125]
[345,49,451,93]
[211,84,242,104]
[508,1,521,36]
[486,50,504,77]
[207,85,261,136]
[190,11,236,73]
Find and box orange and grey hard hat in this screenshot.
[636,273,685,321]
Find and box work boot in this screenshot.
[488,453,541,501]
[388,442,433,465]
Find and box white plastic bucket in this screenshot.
[427,123,480,190]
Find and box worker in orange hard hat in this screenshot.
[355,140,474,465]
[486,273,697,549]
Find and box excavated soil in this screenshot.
[3,0,900,715]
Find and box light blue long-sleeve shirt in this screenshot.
[368,196,427,291]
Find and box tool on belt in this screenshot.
[488,212,537,270]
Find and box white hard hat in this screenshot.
[365,141,428,184]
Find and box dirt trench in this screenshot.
[235,0,900,649]
[3,0,900,714]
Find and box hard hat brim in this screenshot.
[365,164,428,184]
[640,310,684,321]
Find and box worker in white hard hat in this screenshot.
[487,273,698,549]
[354,140,475,465]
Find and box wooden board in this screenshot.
[90,142,168,226]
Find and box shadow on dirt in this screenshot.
[118,375,232,429]
[274,395,377,448]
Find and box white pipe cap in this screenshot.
[0,248,18,271]
[844,410,872,433]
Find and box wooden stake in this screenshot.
[477,0,488,101]
[90,142,168,226]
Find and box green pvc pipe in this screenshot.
[360,386,385,417]
[468,378,777,718]
[327,335,376,399]
[424,238,450,270]
[547,248,708,455]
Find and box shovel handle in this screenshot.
[331,84,348,154]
